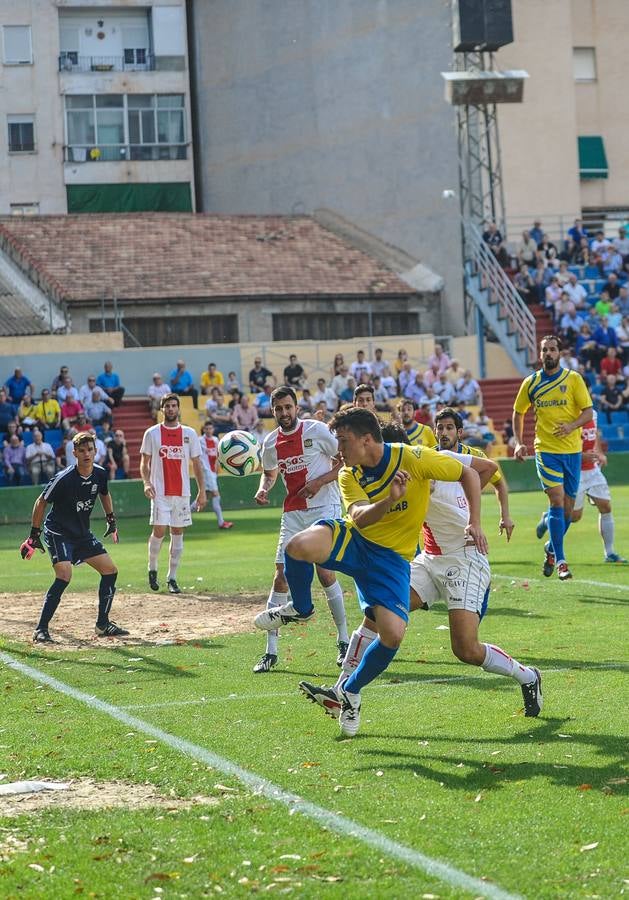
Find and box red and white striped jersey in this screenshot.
[581,410,598,472]
[140,423,201,497]
[202,434,219,473]
[422,451,473,555]
[262,419,340,512]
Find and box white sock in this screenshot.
[323,581,349,643]
[212,495,225,526]
[335,624,377,687]
[265,590,287,656]
[599,512,615,556]
[148,534,164,571]
[482,643,536,685]
[167,533,184,581]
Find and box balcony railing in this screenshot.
[58,53,155,73]
[64,144,187,163]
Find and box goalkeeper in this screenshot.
[20,431,128,643]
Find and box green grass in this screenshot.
[0,490,628,898]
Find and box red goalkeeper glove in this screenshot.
[103,513,119,543]
[20,527,45,560]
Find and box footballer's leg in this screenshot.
[253,563,286,673]
[148,523,166,591]
[166,526,184,594]
[34,559,72,643]
[87,551,128,636]
[316,565,349,665]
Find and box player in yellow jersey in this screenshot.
[398,399,436,447]
[254,406,488,736]
[512,335,592,580]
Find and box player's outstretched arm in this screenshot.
[298,456,342,499]
[20,495,47,559]
[459,466,489,555]
[255,467,278,505]
[140,453,155,499]
[347,470,409,529]
[191,456,207,511]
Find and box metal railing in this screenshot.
[464,220,537,369]
[64,144,187,163]
[58,53,155,73]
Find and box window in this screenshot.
[573,47,596,82]
[10,202,39,215]
[7,115,35,152]
[3,25,32,64]
[89,315,238,347]
[272,311,420,341]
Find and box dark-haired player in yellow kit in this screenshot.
[512,335,592,580]
[398,399,436,447]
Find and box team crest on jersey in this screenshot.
[91,484,98,493]
[560,385,567,393]
[304,438,313,448]
[76,499,93,512]
[184,435,190,442]
[159,445,185,459]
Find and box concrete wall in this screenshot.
[451,335,521,380]
[188,0,464,334]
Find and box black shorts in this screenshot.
[44,530,107,566]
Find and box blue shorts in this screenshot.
[44,530,107,566]
[317,519,410,622]
[535,451,581,498]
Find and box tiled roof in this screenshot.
[0,283,52,336]
[0,214,416,305]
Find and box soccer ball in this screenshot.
[217,430,260,476]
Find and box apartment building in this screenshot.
[0,0,194,215]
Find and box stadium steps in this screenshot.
[480,378,535,455]
[0,247,67,335]
[112,398,153,479]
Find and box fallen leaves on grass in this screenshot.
[579,842,599,853]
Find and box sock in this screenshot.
[97,573,117,627]
[264,590,287,656]
[148,534,164,571]
[284,552,315,615]
[323,581,349,643]
[335,624,378,687]
[167,533,184,581]
[212,496,225,527]
[482,644,536,685]
[343,638,397,695]
[547,506,566,562]
[37,578,69,630]
[599,512,615,556]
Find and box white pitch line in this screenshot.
[120,663,628,710]
[0,651,521,900]
[494,572,629,592]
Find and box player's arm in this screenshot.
[99,491,120,543]
[492,471,514,541]
[594,431,608,467]
[512,377,531,461]
[20,494,47,559]
[140,452,155,499]
[298,455,343,499]
[553,405,593,437]
[255,467,278,505]
[191,455,207,511]
[459,465,489,555]
[346,470,410,529]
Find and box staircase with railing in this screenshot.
[463,220,537,376]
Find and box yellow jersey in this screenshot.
[513,368,591,454]
[453,441,502,486]
[339,442,463,560]
[406,421,437,447]
[200,370,225,390]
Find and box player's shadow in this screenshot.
[577,596,628,607]
[482,606,549,618]
[2,643,199,679]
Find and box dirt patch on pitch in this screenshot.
[0,778,221,819]
[0,590,264,650]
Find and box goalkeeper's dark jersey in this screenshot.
[42,464,108,541]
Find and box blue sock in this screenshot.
[547,506,565,561]
[344,638,397,694]
[284,552,315,615]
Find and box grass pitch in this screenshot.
[0,488,628,898]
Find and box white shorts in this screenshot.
[150,495,192,528]
[275,505,341,564]
[573,467,611,511]
[410,545,490,615]
[201,463,218,493]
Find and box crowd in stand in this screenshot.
[484,217,629,424]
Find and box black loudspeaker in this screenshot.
[453,0,513,52]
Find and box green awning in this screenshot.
[66,182,192,213]
[578,136,608,179]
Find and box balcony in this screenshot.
[59,52,155,73]
[64,144,187,163]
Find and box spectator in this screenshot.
[208,390,234,434]
[393,348,408,379]
[415,401,435,428]
[74,412,91,434]
[60,396,84,431]
[2,420,21,446]
[170,359,199,409]
[516,230,538,267]
[84,390,113,426]
[100,420,114,449]
[514,264,536,305]
[0,388,17,434]
[298,388,315,416]
[108,429,130,479]
[96,361,125,407]
[568,218,588,245]
[3,433,26,485]
[603,245,623,276]
[608,302,623,332]
[599,375,625,423]
[331,364,350,398]
[616,315,629,356]
[602,273,621,301]
[592,316,618,366]
[537,233,558,264]
[283,354,306,388]
[544,275,562,312]
[372,376,391,411]
[556,260,571,286]
[226,371,241,392]
[558,348,579,371]
[33,389,61,430]
[56,375,80,404]
[370,347,390,379]
[204,386,221,416]
[349,350,372,385]
[25,428,55,485]
[590,230,610,254]
[331,353,345,377]
[529,220,544,245]
[559,307,585,343]
[404,373,429,406]
[398,361,417,397]
[231,394,259,432]
[445,359,463,385]
[147,373,170,421]
[482,221,510,268]
[249,357,274,393]
[576,324,598,368]
[456,370,482,406]
[17,392,37,428]
[461,416,487,450]
[594,291,612,319]
[312,377,338,413]
[427,342,451,374]
[339,377,356,405]
[313,400,332,423]
[553,291,572,325]
[50,365,69,398]
[252,419,267,442]
[254,383,274,418]
[533,258,551,303]
[380,365,397,398]
[502,418,515,449]
[200,362,225,395]
[4,367,33,404]
[78,375,111,409]
[91,430,108,468]
[227,387,243,411]
[564,272,588,310]
[433,373,456,406]
[574,236,590,266]
[600,347,623,379]
[613,227,629,260]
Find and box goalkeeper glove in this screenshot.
[104,513,119,543]
[20,527,45,560]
